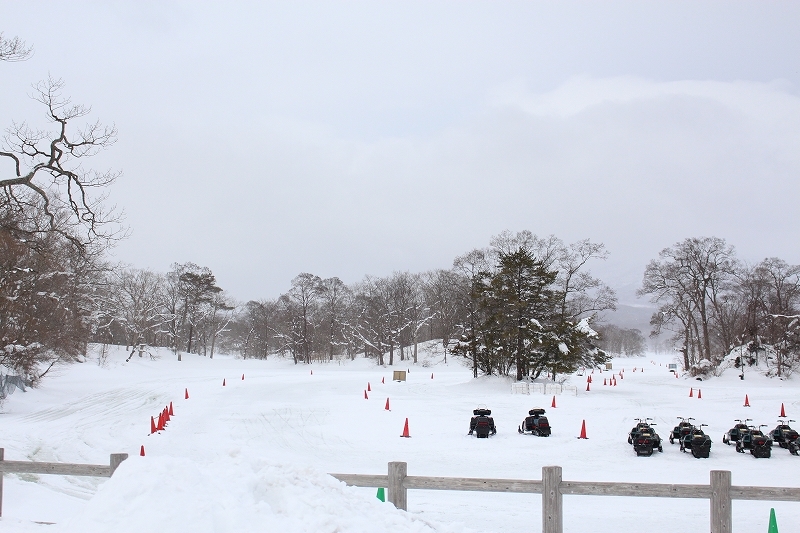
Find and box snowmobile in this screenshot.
[735,425,772,458]
[628,418,663,456]
[680,424,712,458]
[722,419,752,445]
[469,408,497,438]
[518,408,551,437]
[669,417,695,444]
[769,420,799,455]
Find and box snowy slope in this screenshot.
[1,345,798,532]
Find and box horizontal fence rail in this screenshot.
[329,462,800,533]
[0,448,127,517]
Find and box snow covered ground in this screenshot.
[1,344,798,532]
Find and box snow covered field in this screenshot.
[1,344,798,532]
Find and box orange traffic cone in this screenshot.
[169,402,174,416]
[781,403,786,417]
[744,394,750,407]
[150,416,157,434]
[578,420,588,439]
[689,388,694,397]
[385,398,390,411]
[697,389,702,399]
[223,378,226,386]
[140,445,145,456]
[551,395,557,408]
[157,412,165,431]
[364,390,369,399]
[185,388,189,399]
[368,383,372,392]
[586,382,591,391]
[400,418,410,438]
[164,407,170,422]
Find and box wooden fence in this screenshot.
[0,448,128,517]
[330,462,800,533]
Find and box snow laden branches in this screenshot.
[93,262,235,360]
[450,242,610,381]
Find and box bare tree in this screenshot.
[0,33,33,62]
[319,277,349,361]
[1,77,121,249]
[639,237,739,365]
[287,273,322,364]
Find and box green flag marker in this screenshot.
[768,508,778,533]
[376,487,385,502]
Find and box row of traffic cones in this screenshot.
[143,386,194,456]
[149,402,175,434]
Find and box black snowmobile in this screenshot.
[669,417,695,445]
[736,425,772,458]
[722,419,752,445]
[628,418,663,456]
[518,408,551,437]
[469,408,497,438]
[680,424,712,458]
[769,420,799,455]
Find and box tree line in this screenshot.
[82,231,616,381]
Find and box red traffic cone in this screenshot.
[381,377,385,384]
[385,398,390,411]
[140,445,146,456]
[242,374,245,380]
[577,420,588,439]
[603,378,607,386]
[150,416,157,434]
[689,388,694,397]
[431,373,434,379]
[310,369,313,375]
[551,395,557,408]
[185,388,189,399]
[222,378,226,386]
[697,389,702,399]
[613,378,617,386]
[619,372,623,379]
[675,371,679,378]
[368,383,372,392]
[586,382,591,391]
[587,375,592,383]
[400,418,410,438]
[744,394,750,407]
[781,403,786,417]
[169,402,174,416]
[364,390,369,399]
[157,412,165,431]
[164,407,170,422]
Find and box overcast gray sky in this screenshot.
[3,1,799,303]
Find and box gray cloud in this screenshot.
[2,2,799,301]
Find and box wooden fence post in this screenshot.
[0,448,4,518]
[542,465,563,533]
[388,461,408,511]
[109,453,128,476]
[710,470,732,533]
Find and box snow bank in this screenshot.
[59,455,470,533]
